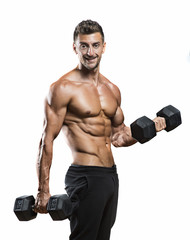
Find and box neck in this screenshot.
[77,63,100,85]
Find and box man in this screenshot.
[34,20,166,240]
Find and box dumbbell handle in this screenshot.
[153,116,167,132]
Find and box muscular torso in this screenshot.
[59,70,122,167]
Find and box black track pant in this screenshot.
[65,165,119,240]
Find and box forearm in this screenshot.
[36,138,53,193]
[111,124,137,147]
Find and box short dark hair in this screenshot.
[73,20,104,43]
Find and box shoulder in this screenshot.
[100,74,121,105]
[50,78,71,97]
[50,78,71,94]
[48,69,80,99]
[47,77,74,109]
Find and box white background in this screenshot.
[1,0,190,239]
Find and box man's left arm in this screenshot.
[111,105,166,147]
[110,84,166,147]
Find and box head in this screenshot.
[73,20,106,70]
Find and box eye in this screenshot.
[93,43,100,49]
[80,44,87,50]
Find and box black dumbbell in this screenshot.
[47,194,75,221]
[130,105,182,144]
[14,194,74,221]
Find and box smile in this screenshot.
[84,57,97,63]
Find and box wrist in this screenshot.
[38,184,50,194]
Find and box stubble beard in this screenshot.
[82,55,102,71]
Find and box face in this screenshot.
[73,32,106,70]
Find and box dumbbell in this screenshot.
[14,194,74,221]
[130,105,182,144]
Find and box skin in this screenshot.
[34,32,166,213]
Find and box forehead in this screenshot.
[75,32,103,44]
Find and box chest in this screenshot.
[69,83,118,118]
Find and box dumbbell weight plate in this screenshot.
[47,194,73,220]
[156,105,182,132]
[130,116,156,144]
[14,195,37,221]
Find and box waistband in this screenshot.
[67,164,117,176]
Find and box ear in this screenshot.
[102,42,106,54]
[73,42,78,54]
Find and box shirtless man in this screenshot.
[34,20,166,240]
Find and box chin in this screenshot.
[86,61,100,70]
[87,64,98,70]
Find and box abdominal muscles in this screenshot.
[63,115,114,167]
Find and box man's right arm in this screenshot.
[34,80,71,213]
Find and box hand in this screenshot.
[153,117,166,132]
[33,192,51,213]
[112,133,125,147]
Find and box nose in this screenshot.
[87,45,94,56]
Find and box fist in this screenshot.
[153,117,166,132]
[33,192,51,213]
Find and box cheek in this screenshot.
[77,52,84,58]
[96,51,103,58]
[97,47,105,56]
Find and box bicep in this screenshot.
[43,100,66,142]
[111,106,130,134]
[42,81,70,142]
[111,106,125,140]
[110,83,123,130]
[111,107,134,146]
[112,106,124,128]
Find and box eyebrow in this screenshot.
[79,41,101,45]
